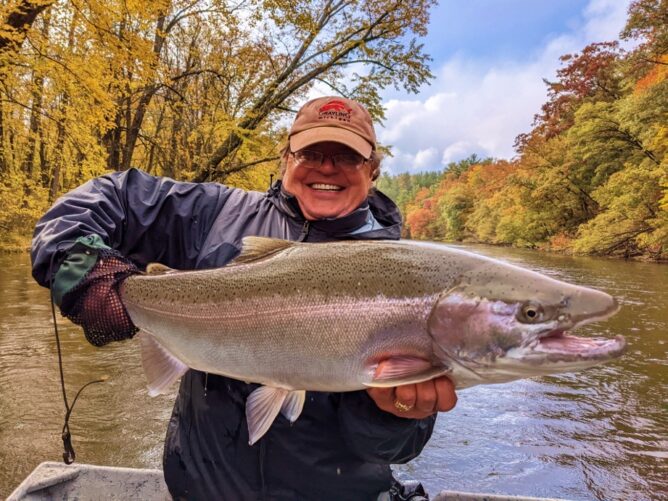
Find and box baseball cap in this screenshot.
[288,96,376,158]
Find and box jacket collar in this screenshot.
[266,181,402,240]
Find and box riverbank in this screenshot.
[2,235,666,262]
[456,237,668,263]
[0,234,31,253]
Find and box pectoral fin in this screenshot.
[366,356,447,388]
[246,386,289,445]
[138,331,189,396]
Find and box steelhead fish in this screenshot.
[120,237,625,445]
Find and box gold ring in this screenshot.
[394,399,413,413]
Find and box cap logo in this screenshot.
[318,99,352,123]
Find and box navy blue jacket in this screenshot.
[31,168,436,500]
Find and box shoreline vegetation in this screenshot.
[374,1,667,263]
[0,1,665,261]
[0,237,31,253]
[3,235,667,263]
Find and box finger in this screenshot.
[394,384,417,410]
[366,387,395,412]
[434,376,457,412]
[415,381,437,414]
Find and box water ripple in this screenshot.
[2,250,667,500]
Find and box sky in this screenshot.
[375,0,634,175]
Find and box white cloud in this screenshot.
[442,142,472,165]
[414,147,440,169]
[378,0,632,175]
[583,0,632,41]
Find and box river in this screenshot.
[0,246,666,500]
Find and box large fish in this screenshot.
[120,237,625,444]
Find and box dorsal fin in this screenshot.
[229,237,295,265]
[146,263,177,275]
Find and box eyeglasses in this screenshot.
[291,150,368,171]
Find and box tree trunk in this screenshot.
[22,13,51,179]
[39,132,48,187]
[104,106,124,170]
[101,19,126,170]
[165,104,183,179]
[120,12,168,171]
[0,0,55,54]
[49,91,70,202]
[0,100,6,175]
[22,69,44,178]
[49,120,65,202]
[146,104,166,175]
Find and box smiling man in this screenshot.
[32,95,457,500]
[282,97,379,221]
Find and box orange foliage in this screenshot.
[405,207,434,238]
[465,161,516,195]
[634,55,668,94]
[547,232,575,252]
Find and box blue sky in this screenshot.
[423,0,589,66]
[375,0,633,174]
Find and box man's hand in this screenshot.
[60,254,139,346]
[76,275,136,342]
[366,374,457,419]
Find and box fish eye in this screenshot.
[519,303,544,323]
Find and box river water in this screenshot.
[0,247,666,500]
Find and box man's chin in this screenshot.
[301,203,348,221]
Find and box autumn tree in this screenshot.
[621,0,668,69]
[532,42,623,139]
[0,0,55,174]
[352,2,667,260]
[193,0,435,181]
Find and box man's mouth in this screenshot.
[309,183,344,192]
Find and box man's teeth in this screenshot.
[310,183,343,191]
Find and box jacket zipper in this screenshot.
[298,220,310,241]
[259,439,267,500]
[258,220,307,498]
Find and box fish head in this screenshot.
[427,257,625,387]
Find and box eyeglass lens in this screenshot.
[293,150,365,170]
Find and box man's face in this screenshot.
[282,141,373,221]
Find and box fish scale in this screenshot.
[120,236,624,445]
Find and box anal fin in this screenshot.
[138,331,189,396]
[280,390,306,423]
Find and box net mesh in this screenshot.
[60,250,140,346]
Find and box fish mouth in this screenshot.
[532,330,626,361]
[528,295,624,361]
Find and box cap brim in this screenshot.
[290,127,373,158]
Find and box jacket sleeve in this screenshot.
[337,390,436,464]
[31,168,232,287]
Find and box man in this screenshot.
[32,96,457,500]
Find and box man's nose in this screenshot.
[318,155,338,173]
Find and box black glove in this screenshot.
[60,250,140,346]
